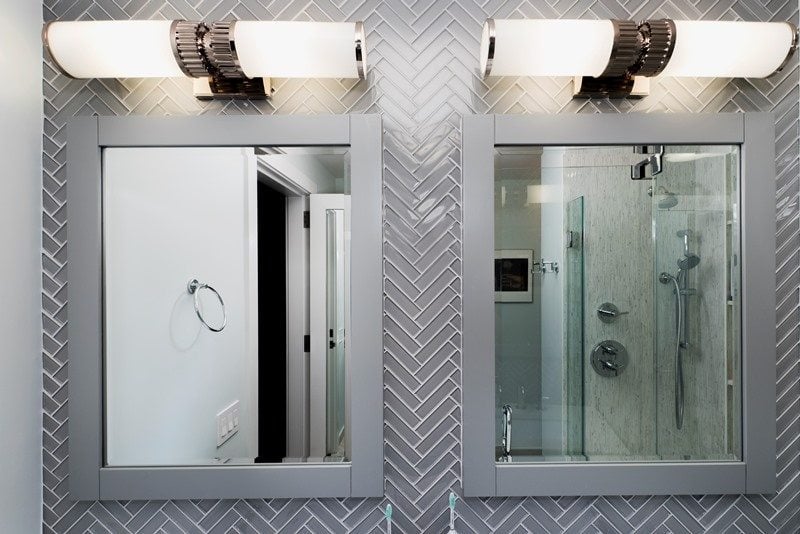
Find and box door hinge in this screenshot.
[303,211,310,228]
[303,334,310,352]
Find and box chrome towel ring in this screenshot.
[187,278,227,332]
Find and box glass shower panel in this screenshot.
[568,150,658,462]
[564,197,585,458]
[653,146,742,461]
[494,145,741,464]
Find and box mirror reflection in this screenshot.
[103,146,350,466]
[494,145,741,464]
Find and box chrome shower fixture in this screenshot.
[659,271,685,429]
[659,192,678,209]
[648,185,679,209]
[678,253,701,271]
[676,229,700,262]
[632,145,664,179]
[660,229,701,430]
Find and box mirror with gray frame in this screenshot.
[463,113,777,497]
[68,115,382,500]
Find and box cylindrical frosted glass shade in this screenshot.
[44,21,185,78]
[234,21,366,78]
[659,21,796,78]
[480,19,615,77]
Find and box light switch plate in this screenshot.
[216,400,241,447]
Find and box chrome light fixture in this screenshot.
[43,20,367,99]
[480,18,798,98]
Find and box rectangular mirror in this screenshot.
[463,114,776,497]
[67,115,382,500]
[103,146,351,467]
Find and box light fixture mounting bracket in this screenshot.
[171,19,268,99]
[574,18,676,99]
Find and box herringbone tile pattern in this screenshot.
[41,1,798,532]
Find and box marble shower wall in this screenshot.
[42,1,799,532]
[562,150,657,459]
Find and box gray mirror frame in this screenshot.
[67,115,384,500]
[462,113,777,497]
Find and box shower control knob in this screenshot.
[591,340,629,377]
[597,302,629,323]
[600,343,618,355]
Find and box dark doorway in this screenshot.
[255,183,287,462]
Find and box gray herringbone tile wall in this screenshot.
[41,1,798,533]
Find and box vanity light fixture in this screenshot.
[480,18,798,98]
[42,20,367,99]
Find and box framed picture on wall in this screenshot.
[494,250,533,302]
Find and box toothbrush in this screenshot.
[385,503,392,534]
[447,492,458,534]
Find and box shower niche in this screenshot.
[464,114,776,496]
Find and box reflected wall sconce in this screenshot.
[42,20,367,99]
[480,19,798,98]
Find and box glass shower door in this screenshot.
[652,146,741,461]
[564,196,584,458]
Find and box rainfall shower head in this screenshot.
[658,192,679,209]
[678,253,701,270]
[648,185,679,209]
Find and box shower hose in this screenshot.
[667,275,685,430]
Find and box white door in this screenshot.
[309,194,350,460]
[104,147,258,466]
